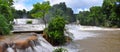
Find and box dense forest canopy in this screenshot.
[77,0,120,27]
[31,1,51,26]
[48,2,76,23]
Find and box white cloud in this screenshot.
[77,9,84,12]
[13,0,103,13]
[13,0,27,11]
[84,8,89,11]
[78,8,89,11]
[13,3,27,10]
[48,0,103,13]
[76,8,90,13]
[13,0,35,11]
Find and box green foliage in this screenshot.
[0,0,14,21]
[77,6,106,26]
[77,0,120,27]
[53,47,68,52]
[77,11,90,25]
[48,2,76,23]
[0,15,10,35]
[47,16,66,45]
[31,1,51,26]
[13,9,28,18]
[102,0,120,27]
[0,0,14,35]
[30,2,76,23]
[89,6,105,26]
[112,2,120,27]
[101,0,120,27]
[26,20,32,24]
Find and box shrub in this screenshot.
[0,15,10,35]
[53,47,68,52]
[0,0,14,35]
[26,20,32,24]
[47,16,66,45]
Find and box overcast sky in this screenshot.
[13,0,103,13]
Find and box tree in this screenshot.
[75,0,120,27]
[47,16,66,45]
[77,11,90,25]
[102,0,113,26]
[48,2,76,23]
[102,0,120,27]
[0,15,10,35]
[13,9,27,18]
[109,1,120,27]
[89,6,105,26]
[102,0,116,22]
[31,1,51,26]
[102,0,115,18]
[66,8,75,22]
[77,6,106,26]
[0,0,14,35]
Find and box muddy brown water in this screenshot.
[75,30,120,52]
[1,24,120,52]
[0,33,34,41]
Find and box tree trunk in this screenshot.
[43,13,47,27]
[43,17,46,27]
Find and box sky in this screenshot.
[13,0,103,14]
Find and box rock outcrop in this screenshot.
[0,33,40,52]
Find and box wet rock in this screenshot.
[0,42,9,52]
[65,36,72,44]
[12,39,35,52]
[27,33,40,46]
[0,33,54,52]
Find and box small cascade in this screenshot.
[0,34,54,52]
[66,24,96,40]
[7,44,14,52]
[18,34,53,52]
[37,35,54,52]
[7,48,14,52]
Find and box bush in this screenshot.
[0,0,14,35]
[53,47,68,52]
[26,20,32,24]
[47,16,66,45]
[0,15,10,35]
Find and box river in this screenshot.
[66,24,120,52]
[1,18,120,52]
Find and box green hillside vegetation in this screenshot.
[77,0,120,27]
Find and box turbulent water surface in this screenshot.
[66,24,120,52]
[8,24,120,52]
[1,19,120,52]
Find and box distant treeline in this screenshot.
[77,0,120,27]
[13,2,76,23]
[13,0,120,27]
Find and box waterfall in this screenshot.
[7,47,14,52]
[2,34,53,52]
